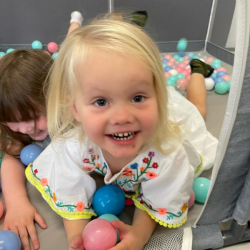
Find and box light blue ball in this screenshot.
[176,73,185,80]
[52,52,58,60]
[6,48,15,54]
[187,52,195,58]
[168,75,178,83]
[178,51,186,57]
[99,214,120,243]
[32,40,43,50]
[215,81,228,95]
[0,52,6,57]
[20,144,43,166]
[177,38,188,52]
[178,57,185,62]
[162,63,167,68]
[0,230,21,250]
[193,177,210,204]
[162,58,168,63]
[93,185,125,216]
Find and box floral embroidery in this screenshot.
[40,178,48,186]
[146,171,158,179]
[152,163,158,169]
[29,163,92,213]
[158,208,167,215]
[83,149,107,176]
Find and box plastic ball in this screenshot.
[188,190,195,208]
[216,71,227,77]
[187,52,194,58]
[215,81,228,95]
[0,52,6,58]
[178,51,186,57]
[169,57,176,63]
[214,77,225,85]
[99,214,120,243]
[175,82,186,95]
[82,219,117,250]
[178,57,185,62]
[6,48,15,54]
[184,55,190,60]
[166,79,176,87]
[125,198,134,206]
[222,75,231,82]
[162,58,168,63]
[205,57,214,63]
[176,67,184,73]
[173,54,180,60]
[176,78,188,89]
[169,69,178,76]
[167,61,174,67]
[182,70,190,78]
[52,52,58,60]
[205,78,215,90]
[193,177,210,204]
[164,66,172,72]
[164,72,171,78]
[47,42,58,53]
[93,185,125,216]
[177,38,188,52]
[192,55,200,60]
[20,144,43,166]
[32,40,43,50]
[217,67,227,72]
[0,230,21,250]
[164,54,172,60]
[178,62,187,69]
[176,73,185,80]
[167,75,178,83]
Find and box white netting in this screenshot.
[143,229,184,250]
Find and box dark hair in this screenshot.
[0,49,53,155]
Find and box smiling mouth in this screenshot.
[110,132,136,140]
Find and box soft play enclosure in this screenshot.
[1,0,250,249]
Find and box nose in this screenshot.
[109,104,134,125]
[18,122,34,134]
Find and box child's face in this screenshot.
[7,115,48,141]
[72,49,158,162]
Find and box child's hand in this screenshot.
[69,236,84,250]
[109,221,146,250]
[3,197,47,250]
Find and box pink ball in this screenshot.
[205,57,214,64]
[177,78,188,89]
[222,75,231,82]
[176,67,184,73]
[188,190,195,208]
[178,62,187,69]
[183,59,190,65]
[186,75,191,81]
[47,42,58,53]
[167,61,174,67]
[217,67,227,72]
[164,54,172,60]
[82,219,117,250]
[169,57,176,63]
[164,72,171,78]
[184,55,190,60]
[182,70,190,78]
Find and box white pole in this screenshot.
[109,0,114,13]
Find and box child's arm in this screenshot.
[1,154,47,250]
[110,208,157,250]
[67,11,83,36]
[63,218,89,250]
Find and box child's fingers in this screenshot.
[17,226,30,250]
[34,212,47,229]
[27,224,40,250]
[69,236,83,250]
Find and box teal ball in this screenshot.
[193,177,210,204]
[177,38,188,52]
[215,81,228,95]
[6,48,15,54]
[32,40,43,49]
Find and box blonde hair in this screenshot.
[47,18,181,154]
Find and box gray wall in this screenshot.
[0,0,213,52]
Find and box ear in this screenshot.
[71,104,81,122]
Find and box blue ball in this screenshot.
[193,177,210,204]
[178,51,186,57]
[6,48,15,54]
[214,77,225,85]
[20,144,43,166]
[164,66,172,72]
[0,231,21,250]
[216,71,227,77]
[162,58,168,63]
[93,185,125,216]
[32,40,43,50]
[177,38,188,52]
[99,214,120,243]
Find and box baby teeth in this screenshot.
[112,132,134,140]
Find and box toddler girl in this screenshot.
[26,18,217,250]
[0,11,83,250]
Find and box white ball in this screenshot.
[205,78,215,90]
[169,69,178,76]
[200,58,205,62]
[185,65,190,69]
